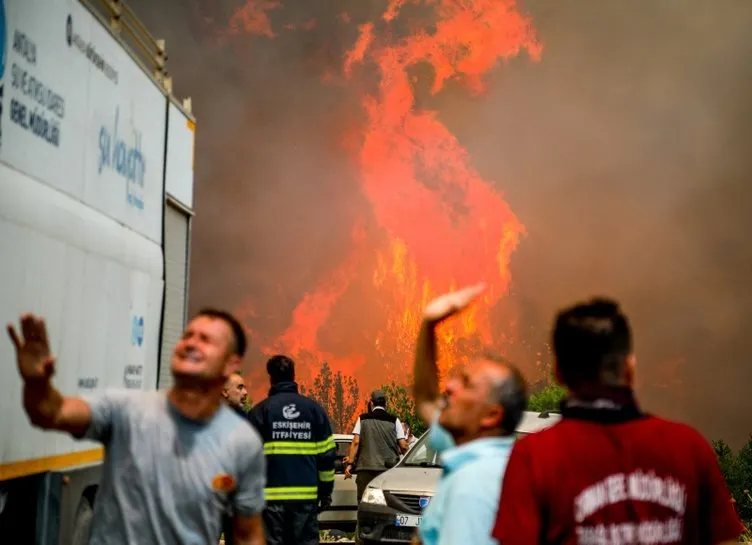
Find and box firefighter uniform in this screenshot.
[249,381,336,545]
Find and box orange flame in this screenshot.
[230,0,542,395]
[227,0,280,38]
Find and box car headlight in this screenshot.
[361,487,386,505]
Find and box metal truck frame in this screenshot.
[0,1,196,543]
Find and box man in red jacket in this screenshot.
[492,297,743,545]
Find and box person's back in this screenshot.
[251,384,334,503]
[345,390,407,507]
[356,408,401,471]
[500,405,740,544]
[250,355,336,545]
[493,297,742,545]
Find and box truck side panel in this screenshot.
[0,0,165,476]
[1,0,165,244]
[165,101,195,210]
[0,162,163,474]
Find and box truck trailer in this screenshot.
[0,0,195,543]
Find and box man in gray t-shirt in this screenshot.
[8,308,266,545]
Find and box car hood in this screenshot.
[368,466,442,495]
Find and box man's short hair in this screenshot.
[196,308,247,357]
[552,297,632,389]
[267,355,295,384]
[484,356,528,436]
[370,389,387,408]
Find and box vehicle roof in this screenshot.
[330,412,557,443]
[517,410,562,434]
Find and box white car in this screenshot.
[318,434,358,532]
[356,411,562,544]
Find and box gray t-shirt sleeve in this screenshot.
[233,433,266,516]
[79,389,132,444]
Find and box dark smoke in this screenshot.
[129,0,752,447]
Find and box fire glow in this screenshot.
[229,0,542,393]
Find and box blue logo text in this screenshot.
[99,107,146,210]
[131,315,144,347]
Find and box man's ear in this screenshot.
[481,404,504,431]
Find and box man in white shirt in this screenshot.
[345,390,408,501]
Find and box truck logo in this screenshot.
[123,364,143,389]
[282,404,300,420]
[99,107,146,210]
[131,315,144,346]
[66,14,118,84]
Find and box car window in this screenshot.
[335,441,351,457]
[399,430,532,468]
[399,433,441,467]
[333,440,351,474]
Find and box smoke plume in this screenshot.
[128,0,752,447]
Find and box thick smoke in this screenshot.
[129,0,752,446]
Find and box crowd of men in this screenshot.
[7,283,745,545]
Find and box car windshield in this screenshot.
[399,430,532,468]
[399,433,441,467]
[335,440,351,457]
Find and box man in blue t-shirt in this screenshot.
[8,309,266,545]
[409,284,528,545]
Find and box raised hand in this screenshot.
[7,314,56,384]
[423,283,486,324]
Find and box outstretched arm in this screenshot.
[412,284,486,424]
[8,315,92,436]
[413,323,441,424]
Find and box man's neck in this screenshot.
[168,385,223,422]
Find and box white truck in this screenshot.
[0,0,195,543]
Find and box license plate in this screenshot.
[395,514,422,527]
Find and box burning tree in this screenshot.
[233,0,541,398]
[302,362,362,434]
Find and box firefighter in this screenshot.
[249,355,336,545]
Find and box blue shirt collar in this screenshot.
[439,436,516,474]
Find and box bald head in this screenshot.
[222,373,248,409]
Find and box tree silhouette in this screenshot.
[303,362,362,433]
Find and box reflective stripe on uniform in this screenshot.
[264,435,336,456]
[318,435,336,453]
[318,469,335,482]
[264,486,318,501]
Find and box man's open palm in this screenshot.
[7,314,56,383]
[423,283,486,324]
